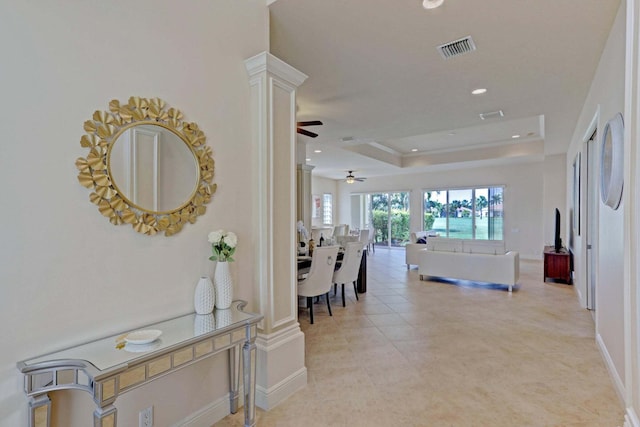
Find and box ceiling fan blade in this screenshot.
[296,120,323,127]
[356,178,366,182]
[297,128,318,138]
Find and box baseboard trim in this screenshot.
[172,389,243,427]
[596,333,626,403]
[255,366,307,410]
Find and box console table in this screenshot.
[543,246,572,284]
[17,301,263,427]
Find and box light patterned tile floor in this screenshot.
[216,248,624,426]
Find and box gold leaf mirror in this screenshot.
[76,97,216,236]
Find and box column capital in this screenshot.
[245,51,308,87]
[297,164,315,172]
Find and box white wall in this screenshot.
[0,1,267,426]
[310,175,338,227]
[335,161,550,260]
[542,154,568,248]
[565,0,626,396]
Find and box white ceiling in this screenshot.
[269,0,621,181]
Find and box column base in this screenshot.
[255,324,307,410]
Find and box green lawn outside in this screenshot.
[431,217,503,240]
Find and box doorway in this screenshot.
[350,192,410,248]
[585,129,598,311]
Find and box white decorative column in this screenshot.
[245,52,308,410]
[297,163,314,232]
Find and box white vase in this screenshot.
[215,307,233,327]
[194,276,215,314]
[194,313,216,335]
[214,261,233,309]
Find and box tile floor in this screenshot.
[216,248,624,426]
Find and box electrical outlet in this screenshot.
[139,406,153,427]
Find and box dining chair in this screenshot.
[358,229,370,248]
[332,242,365,307]
[368,227,375,253]
[297,245,339,324]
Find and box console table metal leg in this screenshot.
[229,344,241,414]
[28,394,51,427]
[93,404,117,427]
[243,332,258,427]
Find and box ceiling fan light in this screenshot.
[346,176,355,184]
[423,0,444,9]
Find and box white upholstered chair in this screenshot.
[298,245,339,324]
[333,224,349,237]
[368,227,375,253]
[358,229,370,251]
[332,242,364,307]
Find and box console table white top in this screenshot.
[18,300,263,427]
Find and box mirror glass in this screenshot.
[109,123,199,213]
[76,97,215,236]
[600,112,624,210]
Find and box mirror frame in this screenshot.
[76,97,216,236]
[600,112,624,210]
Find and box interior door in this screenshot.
[586,131,597,311]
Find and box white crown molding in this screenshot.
[245,51,308,87]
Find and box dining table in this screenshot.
[297,248,367,293]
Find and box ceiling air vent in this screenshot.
[479,110,504,120]
[437,36,476,59]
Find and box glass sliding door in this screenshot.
[371,193,389,245]
[389,192,410,246]
[351,192,410,248]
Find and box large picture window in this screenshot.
[423,187,503,240]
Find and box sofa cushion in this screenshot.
[426,238,463,253]
[411,230,439,243]
[462,240,505,255]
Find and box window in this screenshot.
[423,187,503,240]
[322,193,333,225]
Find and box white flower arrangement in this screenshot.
[208,229,237,262]
[296,220,309,240]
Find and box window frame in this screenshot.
[422,185,504,241]
[322,193,333,225]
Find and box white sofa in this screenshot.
[417,238,520,292]
[405,230,438,269]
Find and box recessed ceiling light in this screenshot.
[305,158,311,161]
[423,0,444,9]
[512,134,520,139]
[314,149,322,153]
[448,131,456,136]
[471,88,487,95]
[411,148,418,152]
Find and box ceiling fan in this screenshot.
[296,120,323,138]
[345,170,366,184]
